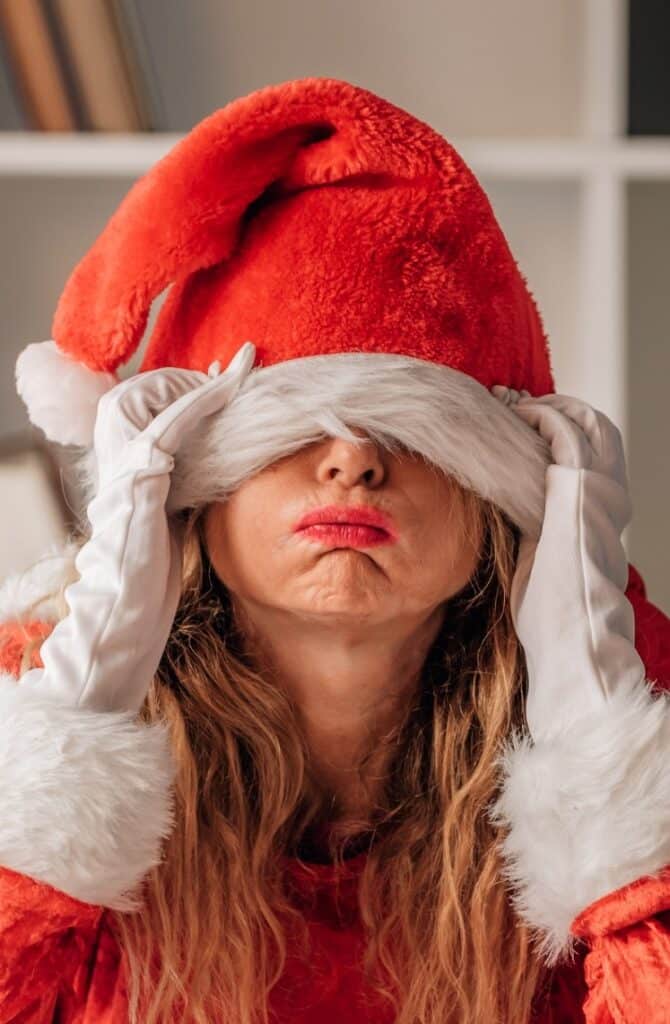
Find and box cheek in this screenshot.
[416,493,483,600]
[205,487,289,592]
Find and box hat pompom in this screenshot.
[15,339,118,446]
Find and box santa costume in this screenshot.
[1,76,669,1022]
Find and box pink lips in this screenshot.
[294,504,398,548]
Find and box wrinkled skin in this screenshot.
[203,429,484,813]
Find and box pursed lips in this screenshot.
[293,504,398,546]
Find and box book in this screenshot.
[108,0,165,131]
[40,0,92,129]
[0,21,27,129]
[51,0,144,131]
[0,0,77,130]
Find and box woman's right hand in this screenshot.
[20,341,256,715]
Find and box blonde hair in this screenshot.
[21,477,555,1023]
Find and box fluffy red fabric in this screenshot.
[0,619,52,676]
[570,869,670,1024]
[50,77,554,399]
[0,854,589,1023]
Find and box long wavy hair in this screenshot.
[22,474,556,1023]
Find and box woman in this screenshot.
[1,77,669,1024]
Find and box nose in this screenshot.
[314,429,386,488]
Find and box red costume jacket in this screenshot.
[0,558,669,1023]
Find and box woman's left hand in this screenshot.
[492,388,647,742]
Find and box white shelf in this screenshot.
[2,132,670,179]
[464,138,670,180]
[0,132,182,176]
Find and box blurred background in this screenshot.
[0,0,668,609]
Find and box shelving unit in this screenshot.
[1,0,668,607]
[2,132,670,179]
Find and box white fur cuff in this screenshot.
[0,673,177,911]
[488,676,670,966]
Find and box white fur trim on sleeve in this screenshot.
[0,672,177,910]
[487,675,670,966]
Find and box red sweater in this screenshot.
[2,850,670,1022]
[1,562,670,1022]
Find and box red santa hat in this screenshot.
[14,76,555,537]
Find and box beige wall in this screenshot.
[138,0,585,136]
[627,182,670,610]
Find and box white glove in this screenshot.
[500,390,646,739]
[19,341,256,715]
[485,388,670,966]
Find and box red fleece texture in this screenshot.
[50,76,554,398]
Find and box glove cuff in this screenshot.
[488,674,670,966]
[0,672,177,910]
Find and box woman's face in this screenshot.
[202,429,484,627]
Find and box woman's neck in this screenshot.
[227,590,445,816]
